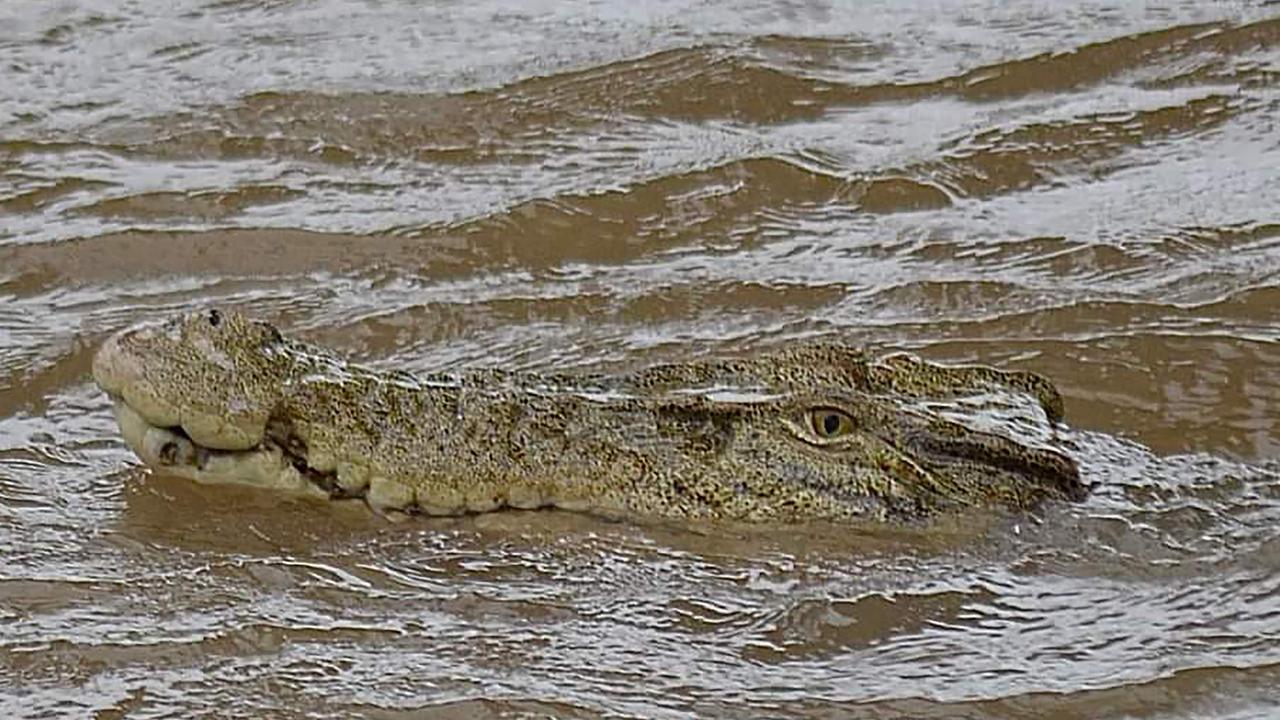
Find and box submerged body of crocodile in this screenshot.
[92,308,1088,523]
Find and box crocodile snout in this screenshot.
[94,318,268,451]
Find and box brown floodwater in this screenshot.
[2,1,1279,717]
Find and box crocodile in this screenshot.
[92,308,1089,523]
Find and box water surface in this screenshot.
[1,1,1278,717]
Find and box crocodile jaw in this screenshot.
[95,319,322,498]
[110,397,326,499]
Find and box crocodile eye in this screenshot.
[810,409,855,439]
[208,309,222,327]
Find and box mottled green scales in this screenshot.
[93,308,1088,523]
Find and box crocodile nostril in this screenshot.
[158,441,180,465]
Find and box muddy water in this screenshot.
[2,1,1279,717]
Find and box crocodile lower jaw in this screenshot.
[108,397,558,519]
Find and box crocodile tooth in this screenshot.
[335,461,370,493]
[414,485,465,516]
[367,475,415,513]
[463,489,501,513]
[307,449,337,474]
[506,485,545,510]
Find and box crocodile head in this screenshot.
[93,308,1088,522]
[92,308,325,496]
